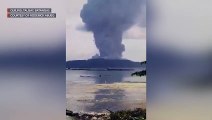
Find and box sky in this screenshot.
[66,0,146,61]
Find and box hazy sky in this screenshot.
[66,0,146,61]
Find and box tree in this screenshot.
[131,61,146,77]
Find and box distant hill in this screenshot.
[66,58,143,69]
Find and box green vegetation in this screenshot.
[131,70,146,77]
[109,108,146,120]
[131,61,146,77]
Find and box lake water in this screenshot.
[66,70,146,113]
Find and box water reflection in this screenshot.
[66,70,146,113]
[85,89,125,112]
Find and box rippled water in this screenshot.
[66,70,146,113]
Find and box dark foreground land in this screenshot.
[66,108,146,120]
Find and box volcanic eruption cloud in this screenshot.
[80,0,145,59]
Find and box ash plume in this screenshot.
[80,0,145,59]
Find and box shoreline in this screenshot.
[66,108,146,120]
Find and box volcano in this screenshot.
[66,58,144,70]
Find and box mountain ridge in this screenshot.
[66,58,143,69]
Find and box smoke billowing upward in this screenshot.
[80,0,145,59]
